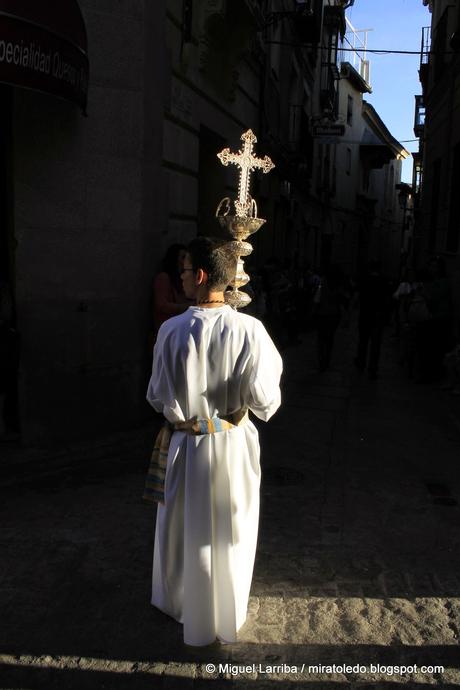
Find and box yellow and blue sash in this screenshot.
[143,411,247,504]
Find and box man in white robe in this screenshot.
[146,236,282,646]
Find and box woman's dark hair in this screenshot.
[187,237,236,291]
[161,243,186,290]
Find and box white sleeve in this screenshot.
[247,322,283,421]
[146,325,183,420]
[146,339,165,413]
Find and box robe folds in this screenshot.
[146,305,282,646]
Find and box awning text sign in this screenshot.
[0,12,88,111]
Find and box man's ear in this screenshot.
[196,268,208,286]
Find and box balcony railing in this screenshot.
[340,17,372,89]
[420,26,431,65]
[419,26,431,87]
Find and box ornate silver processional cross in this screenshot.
[217,129,274,217]
[215,128,275,310]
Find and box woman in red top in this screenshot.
[152,244,193,338]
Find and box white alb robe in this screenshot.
[146,304,282,646]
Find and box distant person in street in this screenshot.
[151,243,193,343]
[145,237,282,646]
[354,260,391,380]
[392,267,415,338]
[313,264,349,372]
[0,280,20,441]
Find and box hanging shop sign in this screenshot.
[0,1,88,112]
[312,124,346,137]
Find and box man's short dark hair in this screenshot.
[187,236,236,291]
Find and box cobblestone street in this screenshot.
[1,324,460,689]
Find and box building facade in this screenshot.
[0,0,410,444]
[309,18,408,280]
[414,0,460,321]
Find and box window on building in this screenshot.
[347,95,353,125]
[446,144,460,253]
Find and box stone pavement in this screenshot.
[1,322,460,689]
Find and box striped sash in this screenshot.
[143,410,247,505]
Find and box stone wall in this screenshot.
[13,0,166,442]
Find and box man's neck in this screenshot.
[196,290,226,308]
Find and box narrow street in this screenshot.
[1,321,459,689]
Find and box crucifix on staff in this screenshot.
[217,129,275,218]
[215,129,275,309]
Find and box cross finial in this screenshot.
[217,129,274,217]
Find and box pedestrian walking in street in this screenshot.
[354,260,391,380]
[145,237,282,646]
[392,268,415,338]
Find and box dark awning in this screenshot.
[359,128,394,169]
[0,0,88,112]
